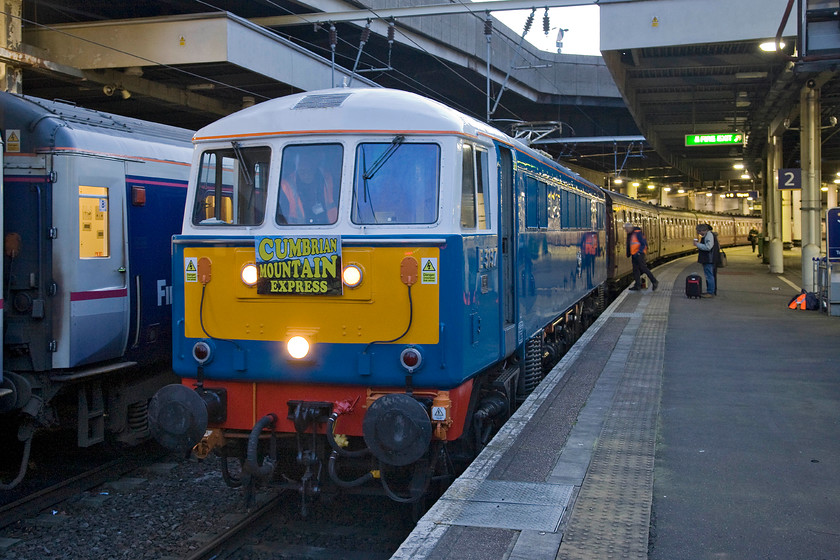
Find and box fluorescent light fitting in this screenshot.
[759,40,786,52]
[735,71,768,80]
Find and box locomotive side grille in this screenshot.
[517,335,544,403]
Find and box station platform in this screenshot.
[393,246,840,560]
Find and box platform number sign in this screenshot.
[778,168,801,190]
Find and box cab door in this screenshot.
[57,157,129,368]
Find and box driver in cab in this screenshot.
[278,147,339,225]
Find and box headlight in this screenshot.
[241,264,258,286]
[342,264,363,288]
[287,336,310,359]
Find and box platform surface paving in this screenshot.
[393,247,840,560]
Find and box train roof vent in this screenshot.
[293,93,352,110]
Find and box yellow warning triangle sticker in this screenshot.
[7,132,18,142]
[422,260,436,272]
[186,260,197,271]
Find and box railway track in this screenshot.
[182,491,412,560]
[0,458,142,530]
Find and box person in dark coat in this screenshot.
[694,223,720,296]
[624,222,658,291]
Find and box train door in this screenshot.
[3,155,54,373]
[498,146,516,354]
[52,156,129,368]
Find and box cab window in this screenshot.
[352,141,439,224]
[192,145,270,226]
[277,144,343,225]
[460,144,490,230]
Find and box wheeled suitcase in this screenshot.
[686,274,702,298]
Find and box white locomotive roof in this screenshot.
[193,87,500,143]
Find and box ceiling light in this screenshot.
[735,72,768,80]
[614,177,623,184]
[632,182,640,187]
[834,178,840,184]
[821,186,828,192]
[733,163,745,170]
[663,187,672,192]
[677,189,685,194]
[759,40,786,52]
[647,184,655,190]
[706,193,713,197]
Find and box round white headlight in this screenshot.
[287,336,310,359]
[342,264,363,288]
[241,264,258,286]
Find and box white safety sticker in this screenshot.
[431,406,446,421]
[184,257,198,283]
[421,257,438,285]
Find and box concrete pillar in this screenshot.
[800,83,822,290]
[625,182,638,199]
[782,189,792,245]
[0,0,22,93]
[828,187,838,212]
[767,131,783,273]
[792,190,802,245]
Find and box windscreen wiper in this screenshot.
[231,141,254,186]
[362,135,405,181]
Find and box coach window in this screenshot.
[525,176,538,228]
[79,186,109,258]
[353,142,440,224]
[192,145,270,226]
[460,144,490,230]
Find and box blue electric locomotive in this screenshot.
[149,87,608,507]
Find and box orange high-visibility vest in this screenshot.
[629,231,647,255]
[789,293,807,309]
[584,233,598,255]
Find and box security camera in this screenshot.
[103,84,116,96]
[807,79,816,89]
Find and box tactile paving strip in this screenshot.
[556,264,676,559]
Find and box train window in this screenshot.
[278,144,342,225]
[538,181,548,228]
[193,145,270,226]
[459,144,491,230]
[79,186,109,258]
[476,149,489,228]
[460,144,476,228]
[525,176,538,228]
[579,196,590,228]
[353,141,440,225]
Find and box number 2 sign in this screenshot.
[778,168,801,190]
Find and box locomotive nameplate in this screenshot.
[255,235,342,296]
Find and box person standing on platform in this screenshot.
[748,226,759,253]
[694,223,720,296]
[624,222,658,291]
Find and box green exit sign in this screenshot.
[685,132,744,146]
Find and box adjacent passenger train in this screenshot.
[142,87,758,511]
[0,93,193,489]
